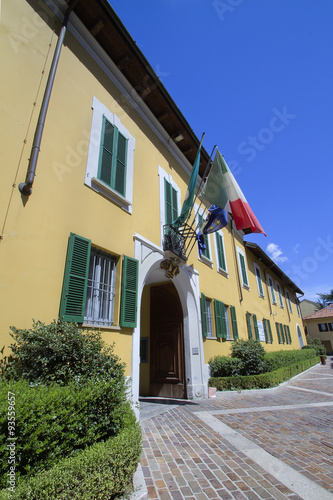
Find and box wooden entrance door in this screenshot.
[150,283,186,398]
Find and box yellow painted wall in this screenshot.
[0,0,187,375]
[1,0,307,380]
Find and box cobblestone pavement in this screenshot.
[139,358,333,500]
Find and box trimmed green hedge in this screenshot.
[263,348,318,371]
[0,423,142,500]
[0,378,134,486]
[209,356,319,391]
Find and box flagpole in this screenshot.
[187,144,217,226]
[180,132,206,227]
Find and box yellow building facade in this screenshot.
[1,0,306,402]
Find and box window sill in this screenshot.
[200,255,214,268]
[242,284,250,291]
[82,323,121,331]
[218,268,229,278]
[91,177,132,213]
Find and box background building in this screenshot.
[303,305,333,354]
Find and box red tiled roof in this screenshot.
[304,304,333,320]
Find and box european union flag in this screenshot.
[203,205,228,234]
[196,230,206,257]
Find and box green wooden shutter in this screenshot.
[239,253,248,286]
[214,300,227,338]
[165,179,178,225]
[120,256,139,328]
[114,131,127,196]
[263,319,269,343]
[267,319,273,343]
[255,267,264,296]
[59,233,91,322]
[98,117,127,197]
[216,233,226,271]
[99,117,114,187]
[280,323,285,343]
[230,306,239,339]
[246,312,253,339]
[276,323,282,343]
[253,314,260,340]
[201,293,208,337]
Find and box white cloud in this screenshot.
[266,243,288,264]
[293,243,300,254]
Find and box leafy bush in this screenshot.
[230,339,266,375]
[209,356,243,377]
[0,320,125,385]
[0,423,142,500]
[209,356,319,391]
[0,377,134,486]
[302,335,326,356]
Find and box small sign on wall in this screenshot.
[257,321,266,342]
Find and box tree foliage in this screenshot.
[316,288,333,310]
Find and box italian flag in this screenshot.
[200,150,266,236]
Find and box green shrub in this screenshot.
[209,356,243,377]
[0,423,142,500]
[0,378,134,486]
[0,320,124,386]
[302,336,326,356]
[209,356,319,391]
[230,339,266,375]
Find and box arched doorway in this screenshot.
[139,281,186,399]
[150,283,186,398]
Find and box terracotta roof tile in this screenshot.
[304,304,333,320]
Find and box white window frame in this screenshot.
[236,247,249,289]
[214,231,228,277]
[158,166,181,247]
[267,274,277,305]
[85,96,135,213]
[254,263,264,298]
[276,282,284,308]
[195,204,213,267]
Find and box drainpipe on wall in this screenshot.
[19,0,80,196]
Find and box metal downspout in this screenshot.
[19,0,79,196]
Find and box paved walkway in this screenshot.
[138,358,333,500]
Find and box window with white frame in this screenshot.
[215,231,228,275]
[85,96,135,213]
[237,247,249,288]
[196,206,212,264]
[285,290,293,313]
[85,247,117,326]
[276,282,284,308]
[225,305,231,339]
[254,263,264,297]
[295,296,301,317]
[205,298,214,338]
[267,275,277,304]
[158,166,181,246]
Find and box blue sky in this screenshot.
[110,0,333,302]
